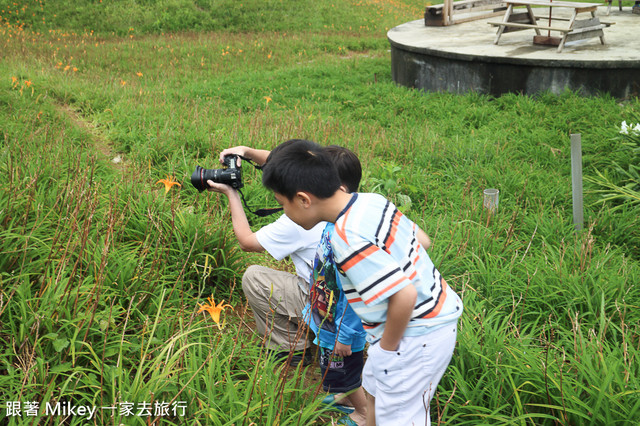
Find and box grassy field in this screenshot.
[1,0,639,424]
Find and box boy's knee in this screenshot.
[243,264,261,282]
[242,265,262,295]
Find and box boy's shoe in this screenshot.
[268,348,314,367]
[320,394,355,414]
[633,5,640,14]
[289,349,314,367]
[336,415,359,426]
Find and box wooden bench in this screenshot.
[425,0,507,26]
[489,0,614,52]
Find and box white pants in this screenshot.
[363,325,458,426]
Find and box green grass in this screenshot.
[1,0,639,424]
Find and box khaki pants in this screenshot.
[242,265,309,351]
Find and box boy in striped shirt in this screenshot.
[262,139,463,426]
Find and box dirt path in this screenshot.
[55,103,127,172]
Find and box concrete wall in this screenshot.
[389,36,640,99]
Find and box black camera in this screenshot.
[190,154,243,192]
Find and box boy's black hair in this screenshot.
[262,139,341,200]
[325,145,361,193]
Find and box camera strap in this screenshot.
[237,189,283,217]
[236,156,282,217]
[238,155,263,170]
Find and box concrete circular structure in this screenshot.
[388,6,640,98]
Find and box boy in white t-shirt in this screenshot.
[207,144,380,366]
[207,145,321,364]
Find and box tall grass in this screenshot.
[1,0,639,424]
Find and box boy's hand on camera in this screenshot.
[334,342,352,357]
[219,146,247,165]
[206,180,234,195]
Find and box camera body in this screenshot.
[190,154,243,192]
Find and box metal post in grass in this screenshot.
[571,133,583,231]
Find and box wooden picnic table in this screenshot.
[488,0,613,52]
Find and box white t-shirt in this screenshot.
[255,214,325,291]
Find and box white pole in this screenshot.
[571,133,583,231]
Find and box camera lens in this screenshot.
[190,166,207,192]
[190,161,243,192]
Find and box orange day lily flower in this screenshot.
[198,297,232,328]
[156,176,182,194]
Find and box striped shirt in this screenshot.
[330,193,463,343]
